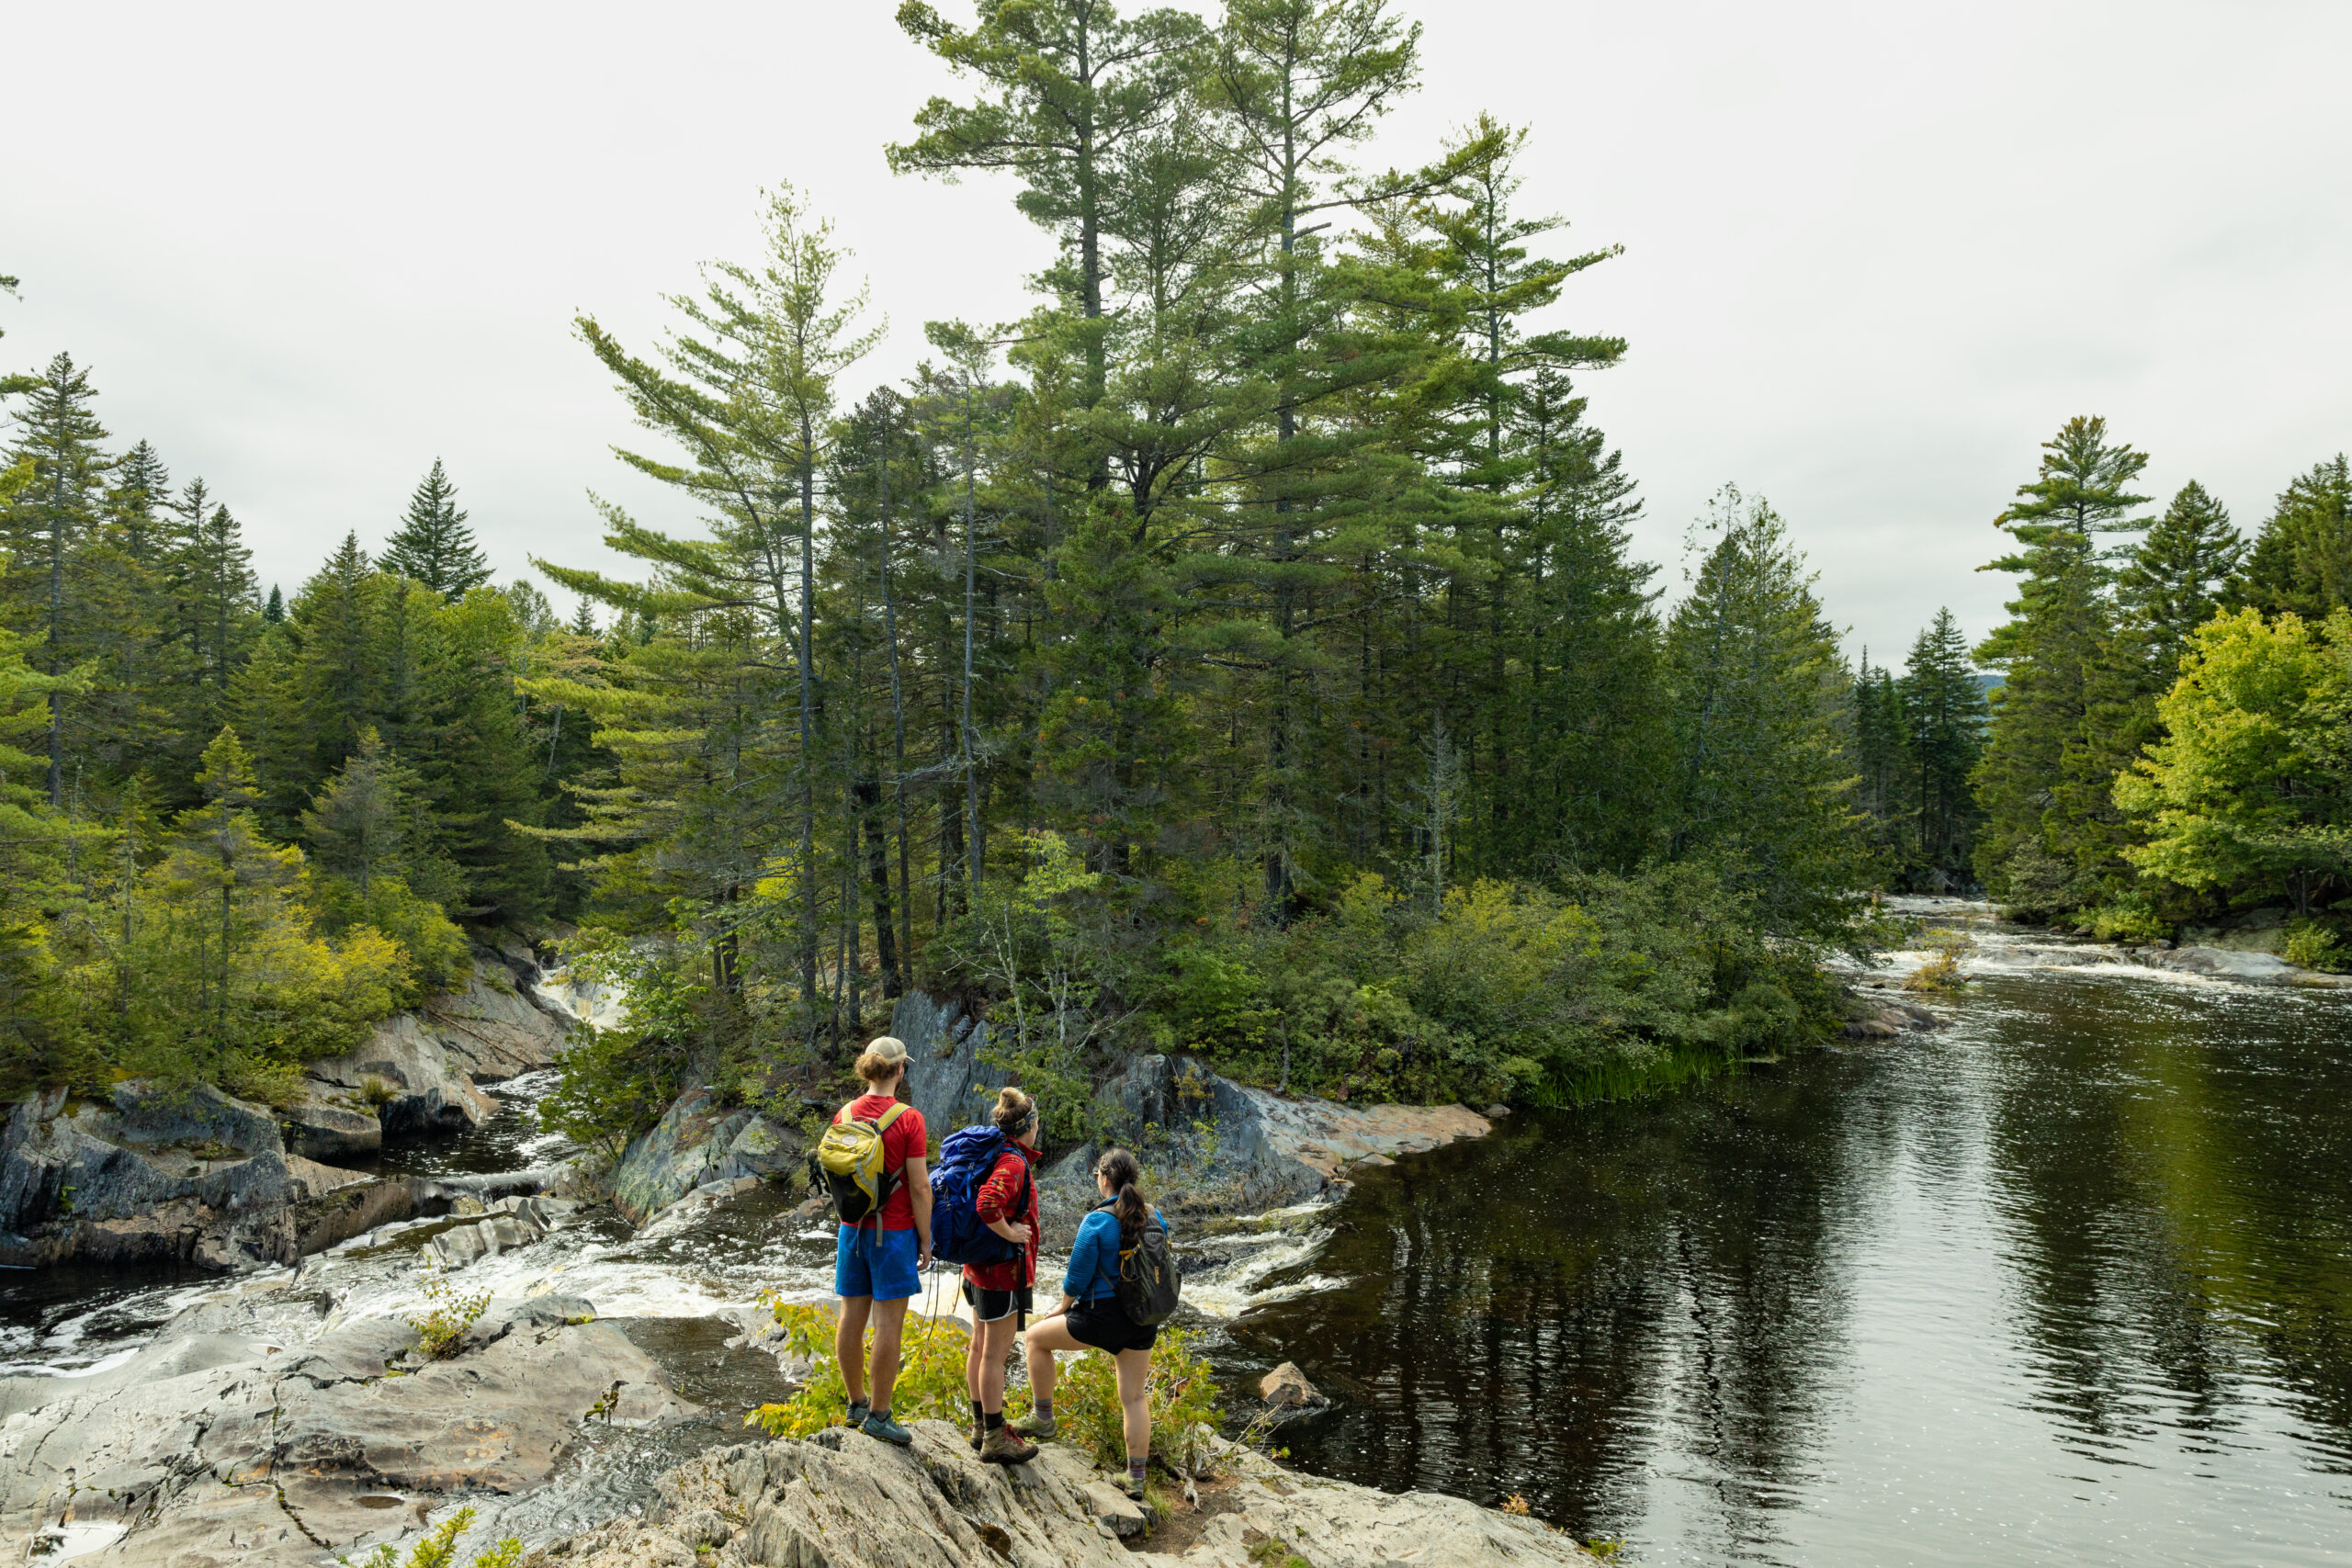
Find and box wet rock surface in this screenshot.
[610,1090,804,1228]
[537,1421,1592,1568]
[0,1293,694,1566]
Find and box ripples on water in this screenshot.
[1227,902,2352,1566]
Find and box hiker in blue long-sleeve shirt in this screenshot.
[1020,1148,1167,1501]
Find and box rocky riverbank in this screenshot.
[0,942,574,1273]
[541,1419,1595,1568]
[0,1283,693,1565]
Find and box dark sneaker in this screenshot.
[1009,1409,1057,1441]
[861,1411,914,1447]
[981,1427,1039,1466]
[846,1400,871,1429]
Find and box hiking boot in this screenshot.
[861,1411,914,1447]
[980,1427,1039,1466]
[1008,1409,1057,1441]
[968,1424,984,1452]
[1119,1471,1148,1503]
[846,1400,871,1430]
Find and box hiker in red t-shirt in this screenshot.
[963,1087,1043,1465]
[831,1036,932,1446]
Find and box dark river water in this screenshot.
[1228,953,2352,1567]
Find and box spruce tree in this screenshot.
[2240,455,2352,619]
[381,458,491,601]
[2120,479,2244,675]
[1971,416,2148,900]
[0,354,113,807]
[1898,608,1986,884]
[1664,486,1862,940]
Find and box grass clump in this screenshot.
[406,1256,491,1359]
[1901,931,1971,994]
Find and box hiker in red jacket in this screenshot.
[964,1087,1043,1465]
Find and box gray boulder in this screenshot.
[611,1088,803,1227]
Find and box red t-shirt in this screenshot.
[834,1093,928,1231]
[963,1144,1040,1292]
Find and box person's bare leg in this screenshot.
[1115,1348,1151,1464]
[965,1317,986,1405]
[869,1296,911,1413]
[1023,1316,1083,1408]
[978,1315,1019,1412]
[836,1296,874,1406]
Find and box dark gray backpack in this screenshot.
[1106,1203,1180,1326]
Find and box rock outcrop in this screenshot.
[1038,1053,1494,1232]
[891,989,1010,1134]
[2138,943,2352,987]
[0,1293,693,1565]
[422,1194,580,1267]
[0,1083,393,1270]
[299,954,572,1147]
[610,1088,805,1227]
[539,1420,1591,1568]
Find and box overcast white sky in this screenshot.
[6,0,2347,665]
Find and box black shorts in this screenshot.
[963,1281,1034,1325]
[1067,1297,1159,1354]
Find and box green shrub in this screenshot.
[338,1505,521,1568]
[745,1296,973,1438]
[311,873,471,1001]
[1018,1325,1223,1476]
[2077,893,2168,944]
[407,1256,491,1359]
[2285,920,2346,972]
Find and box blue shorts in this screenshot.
[834,1224,921,1302]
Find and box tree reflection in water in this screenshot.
[1226,969,2352,1565]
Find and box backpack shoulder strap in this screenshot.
[873,1101,910,1132]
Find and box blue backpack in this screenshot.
[928,1125,1030,1268]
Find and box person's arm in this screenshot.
[904,1155,933,1266]
[978,1156,1032,1246]
[1061,1213,1102,1301]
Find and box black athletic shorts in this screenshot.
[963,1281,1034,1325]
[1066,1297,1159,1354]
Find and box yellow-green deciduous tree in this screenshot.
[2114,608,2352,916]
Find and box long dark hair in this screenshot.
[1098,1146,1147,1241]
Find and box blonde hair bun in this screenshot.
[991,1087,1037,1133]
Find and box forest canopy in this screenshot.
[4,0,2335,1134]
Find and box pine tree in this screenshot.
[889,0,1207,425]
[300,726,430,894]
[264,584,283,623]
[1849,650,1910,880]
[381,458,491,601]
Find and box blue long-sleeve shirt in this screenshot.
[1062,1205,1169,1303]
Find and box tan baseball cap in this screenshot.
[863,1036,909,1067]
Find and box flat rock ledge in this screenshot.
[0,1294,691,1567]
[540,1419,1592,1568]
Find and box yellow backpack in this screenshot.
[816,1100,910,1226]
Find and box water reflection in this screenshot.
[1230,966,2352,1566]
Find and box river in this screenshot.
[1225,901,2352,1566]
[7,902,2350,1564]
